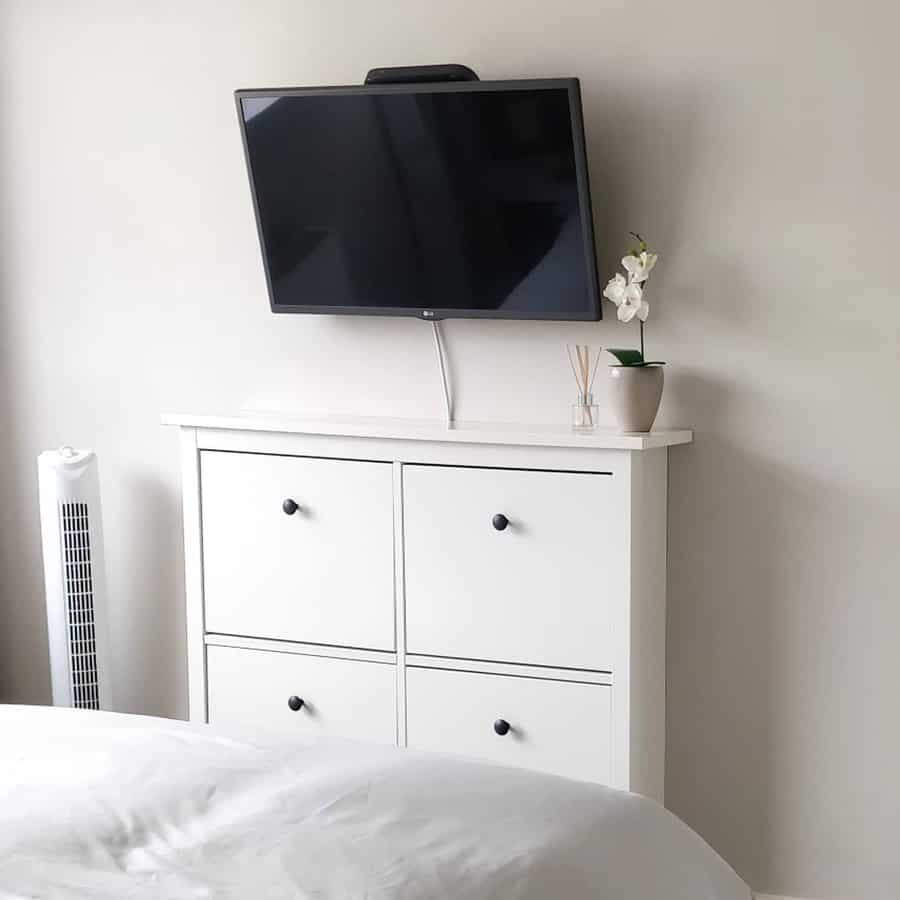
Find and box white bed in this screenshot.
[0,705,749,899]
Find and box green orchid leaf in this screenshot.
[606,348,645,366]
[641,361,667,366]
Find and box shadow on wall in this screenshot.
[664,371,772,880]
[0,251,18,703]
[0,216,50,705]
[581,82,780,883]
[580,79,707,284]
[667,364,900,894]
[113,464,187,717]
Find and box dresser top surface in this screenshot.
[162,412,692,451]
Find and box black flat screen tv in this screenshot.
[236,78,600,320]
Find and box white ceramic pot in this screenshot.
[608,365,664,433]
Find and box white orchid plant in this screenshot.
[602,233,665,367]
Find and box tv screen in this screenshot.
[236,79,600,320]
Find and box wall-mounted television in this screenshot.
[235,78,600,320]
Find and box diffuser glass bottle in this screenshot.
[572,393,599,431]
[567,345,600,432]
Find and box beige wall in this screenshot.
[1,2,898,897]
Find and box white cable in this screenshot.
[431,319,453,426]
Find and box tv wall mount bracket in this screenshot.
[364,64,479,85]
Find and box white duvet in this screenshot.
[0,705,749,899]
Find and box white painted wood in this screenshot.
[405,654,612,685]
[162,411,692,451]
[179,427,207,723]
[164,413,689,797]
[207,645,397,744]
[404,464,626,670]
[200,451,395,651]
[204,633,395,665]
[625,448,668,801]
[392,461,408,747]
[195,427,632,475]
[406,665,613,784]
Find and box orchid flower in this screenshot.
[603,273,648,322]
[621,250,658,284]
[616,284,649,323]
[602,273,629,305]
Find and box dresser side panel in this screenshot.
[627,448,668,802]
[179,427,208,723]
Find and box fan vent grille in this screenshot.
[60,501,99,709]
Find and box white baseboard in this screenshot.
[755,893,809,900]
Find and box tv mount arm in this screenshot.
[364,64,479,85]
[363,64,480,428]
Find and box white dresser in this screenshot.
[164,413,692,801]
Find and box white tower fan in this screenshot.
[38,446,112,710]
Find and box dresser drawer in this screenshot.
[201,451,395,650]
[207,645,397,743]
[406,666,612,783]
[403,464,625,669]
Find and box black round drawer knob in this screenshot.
[282,498,299,516]
[493,718,511,736]
[287,695,305,711]
[492,513,509,531]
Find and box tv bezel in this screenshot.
[234,78,601,321]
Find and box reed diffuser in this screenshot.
[566,344,601,432]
